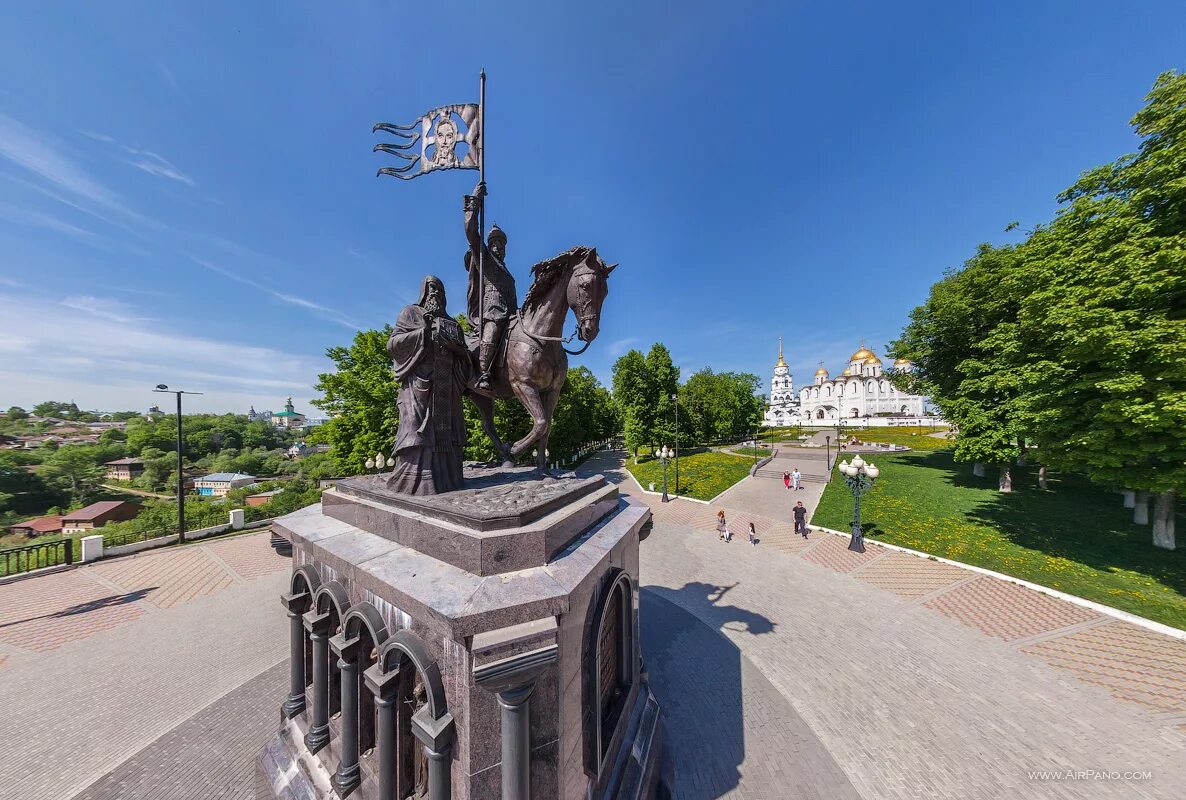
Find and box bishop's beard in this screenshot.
[422,297,443,316]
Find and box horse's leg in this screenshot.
[507,380,549,465]
[534,389,561,471]
[466,392,512,466]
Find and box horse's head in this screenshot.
[567,247,616,343]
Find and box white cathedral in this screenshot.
[800,344,926,421]
[762,341,931,426]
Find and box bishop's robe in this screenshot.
[385,305,470,495]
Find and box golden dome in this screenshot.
[814,367,828,376]
[864,354,882,364]
[841,366,852,376]
[775,336,787,368]
[850,346,875,362]
[893,357,912,366]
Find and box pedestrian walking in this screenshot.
[793,501,808,537]
[783,471,791,490]
[747,521,757,547]
[792,467,802,490]
[716,509,732,542]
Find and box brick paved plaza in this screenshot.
[1,457,1184,799]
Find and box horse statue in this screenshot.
[465,246,616,468]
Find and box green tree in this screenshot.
[891,243,1027,490]
[309,327,398,475]
[612,350,652,461]
[1009,71,1186,545]
[6,406,28,421]
[646,344,680,448]
[39,446,104,506]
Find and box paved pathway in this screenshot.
[2,454,1184,799]
[585,448,1186,798]
[0,531,289,800]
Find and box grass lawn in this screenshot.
[813,449,1186,630]
[840,427,951,451]
[730,447,773,457]
[625,449,754,502]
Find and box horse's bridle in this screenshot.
[522,263,600,355]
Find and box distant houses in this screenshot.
[104,457,145,481]
[194,472,257,497]
[62,501,141,533]
[245,489,282,507]
[8,515,64,538]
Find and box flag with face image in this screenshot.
[373,103,481,180]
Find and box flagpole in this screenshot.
[478,69,486,339]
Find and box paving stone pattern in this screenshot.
[923,575,1102,642]
[854,551,971,598]
[641,520,1186,799]
[69,662,288,800]
[0,531,288,800]
[582,449,1186,730]
[641,590,861,800]
[1023,621,1186,715]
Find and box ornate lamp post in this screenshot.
[365,452,395,473]
[837,455,879,553]
[655,445,673,502]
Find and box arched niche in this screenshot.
[291,565,322,693]
[375,630,453,800]
[314,581,351,717]
[341,602,390,757]
[581,568,635,777]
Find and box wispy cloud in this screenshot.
[60,295,153,324]
[0,276,25,288]
[0,114,125,210]
[0,292,324,411]
[608,337,640,357]
[0,202,94,238]
[79,128,195,187]
[158,64,178,91]
[190,255,361,330]
[130,151,194,186]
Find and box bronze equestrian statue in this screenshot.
[462,182,616,470]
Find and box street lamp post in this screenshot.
[671,393,679,496]
[152,385,203,545]
[655,445,673,502]
[837,455,879,553]
[825,435,831,471]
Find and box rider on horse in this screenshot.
[463,181,517,392]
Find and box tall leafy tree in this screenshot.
[1011,70,1186,546]
[309,327,398,475]
[891,243,1027,490]
[612,349,652,460]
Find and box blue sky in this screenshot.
[1,2,1183,413]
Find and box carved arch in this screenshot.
[581,568,635,776]
[314,581,351,715]
[291,564,322,599]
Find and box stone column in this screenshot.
[302,610,332,754]
[474,645,558,800]
[331,633,363,797]
[411,705,456,800]
[281,591,310,718]
[363,663,400,800]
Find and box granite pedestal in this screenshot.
[256,466,663,800]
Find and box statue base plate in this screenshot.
[323,466,620,576]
